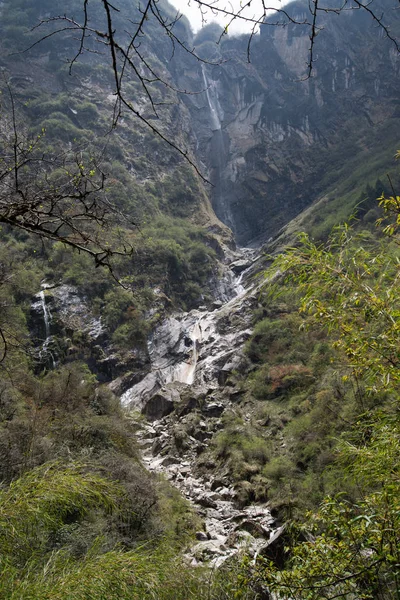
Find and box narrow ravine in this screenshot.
[122,248,281,565]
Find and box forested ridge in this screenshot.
[0,0,399,598]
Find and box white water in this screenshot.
[125,248,277,565]
[37,290,56,368]
[121,250,258,410]
[39,290,51,339]
[201,65,222,131]
[172,319,202,385]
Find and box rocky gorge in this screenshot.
[2,0,400,596]
[23,0,400,570]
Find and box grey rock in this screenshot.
[142,388,180,421]
[202,402,225,417]
[196,495,218,509]
[160,455,179,467]
[211,300,224,310]
[235,519,269,538]
[230,259,252,274]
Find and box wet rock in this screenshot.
[195,531,209,541]
[230,259,252,274]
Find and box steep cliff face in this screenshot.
[181,1,400,244]
[3,0,399,250]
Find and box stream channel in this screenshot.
[121,248,280,566]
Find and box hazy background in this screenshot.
[168,0,282,34]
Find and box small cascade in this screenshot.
[173,319,202,385]
[39,338,57,369]
[234,271,246,296]
[122,247,275,565]
[38,289,57,369]
[121,248,258,410]
[201,65,222,131]
[39,290,51,339]
[201,65,236,232]
[33,288,57,369]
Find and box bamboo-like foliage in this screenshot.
[0,461,123,564]
[250,194,400,598]
[249,416,400,599]
[0,461,245,599]
[266,225,400,393]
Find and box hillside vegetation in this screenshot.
[0,0,399,598]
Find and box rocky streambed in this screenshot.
[121,248,283,565]
[138,421,276,566]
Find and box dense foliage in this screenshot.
[227,187,400,598]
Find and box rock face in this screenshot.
[121,248,258,415]
[178,1,400,244]
[30,284,149,385]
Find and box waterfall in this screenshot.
[37,289,56,368]
[172,319,202,385]
[121,250,258,410]
[132,247,275,567]
[201,65,222,131]
[39,290,51,339]
[200,65,236,232]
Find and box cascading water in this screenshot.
[39,290,51,339]
[201,65,236,232]
[35,289,56,369]
[201,65,222,131]
[121,249,257,409]
[128,247,277,566]
[172,319,202,385]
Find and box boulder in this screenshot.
[230,259,252,274]
[202,402,225,417]
[196,494,218,509]
[235,519,269,538]
[258,525,288,568]
[143,388,180,421]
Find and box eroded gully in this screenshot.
[121,248,282,566]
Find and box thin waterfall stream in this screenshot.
[201,64,222,131]
[33,288,57,369]
[39,290,51,339]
